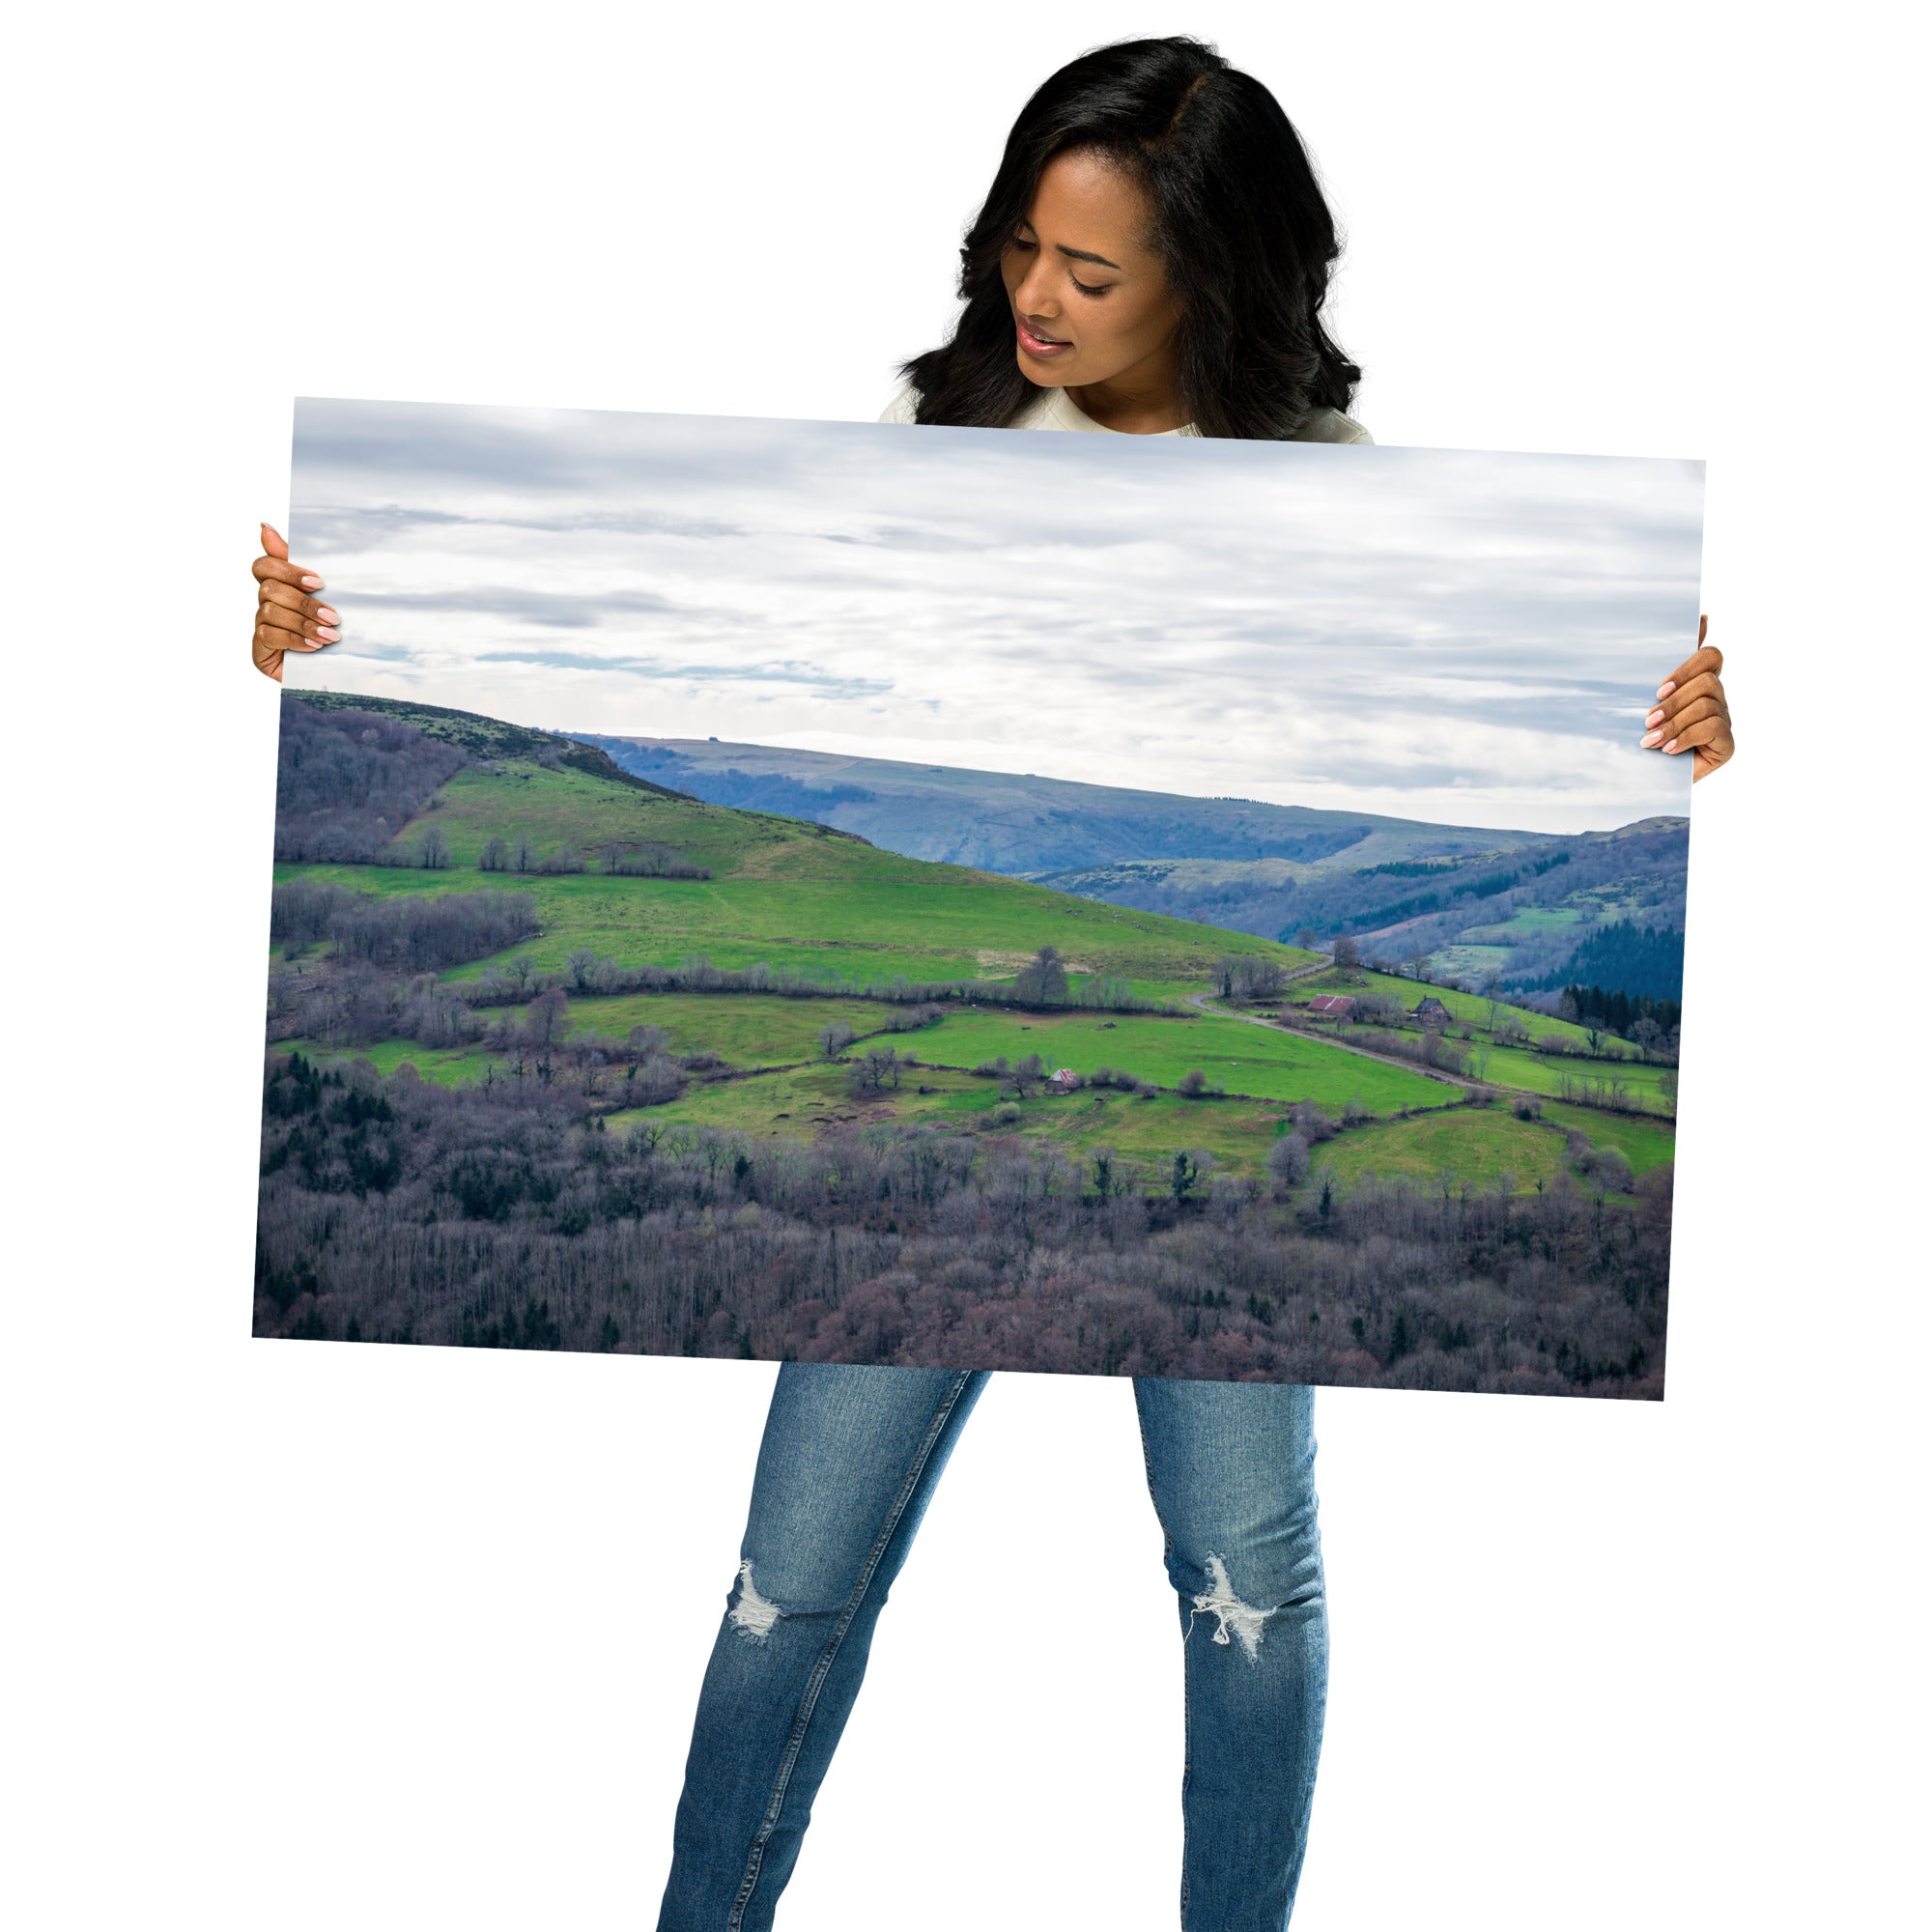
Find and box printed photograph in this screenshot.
[260,400,1700,1396]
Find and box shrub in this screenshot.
[846,1046,907,1095]
[1267,1132,1311,1193]
[987,1102,1023,1127]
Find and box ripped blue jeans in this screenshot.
[657,1365,1326,1932]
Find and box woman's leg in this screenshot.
[1134,1378,1327,1932]
[657,1361,987,1932]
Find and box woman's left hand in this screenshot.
[1643,614,1734,781]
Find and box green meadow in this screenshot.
[556,992,891,1064]
[274,701,1677,1200]
[910,1008,1447,1113]
[1312,1109,1574,1194]
[278,759,1320,995]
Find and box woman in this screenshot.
[249,38,1733,1929]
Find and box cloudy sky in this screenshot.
[288,399,1702,834]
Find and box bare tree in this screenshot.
[1012,946,1069,1005]
[522,987,569,1047]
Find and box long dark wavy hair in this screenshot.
[900,37,1360,440]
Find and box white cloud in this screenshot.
[289,399,1701,834]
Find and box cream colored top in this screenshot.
[877,381,1372,442]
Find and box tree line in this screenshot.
[256,1052,1670,1396]
[272,880,539,973]
[459,942,1179,1016]
[273,700,467,864]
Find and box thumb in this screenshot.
[260,522,290,560]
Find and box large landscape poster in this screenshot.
[260,400,1699,1397]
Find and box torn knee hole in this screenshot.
[728,1559,784,1641]
[1189,1554,1271,1662]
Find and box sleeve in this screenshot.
[1295,408,1375,445]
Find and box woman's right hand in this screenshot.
[251,523,339,682]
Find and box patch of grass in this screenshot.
[1458,905,1585,941]
[915,1008,1447,1113]
[276,1038,497,1088]
[1314,1108,1571,1195]
[1426,945,1513,980]
[1472,1042,1675,1108]
[1538,1099,1676,1175]
[609,1061,1328,1180]
[559,992,893,1064]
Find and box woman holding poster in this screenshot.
[248,37,1732,1932]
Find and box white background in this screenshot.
[4,4,1925,1927]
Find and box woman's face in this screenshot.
[999,148,1180,394]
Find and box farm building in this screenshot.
[1306,994,1355,1019]
[1047,1067,1080,1092]
[1413,995,1452,1025]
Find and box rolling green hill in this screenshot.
[260,693,1675,1389]
[271,692,1671,1195]
[280,694,1318,991]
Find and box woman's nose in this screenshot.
[1013,262,1061,320]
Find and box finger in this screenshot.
[1662,716,1730,755]
[252,554,327,594]
[1645,671,1724,726]
[1655,643,1722,699]
[256,602,338,646]
[258,579,340,627]
[1697,613,1708,648]
[257,619,325,657]
[260,524,289,562]
[252,556,325,591]
[1693,735,1735,781]
[1643,696,1720,748]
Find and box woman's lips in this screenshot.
[1016,316,1072,358]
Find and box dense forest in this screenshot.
[256,1053,1669,1396]
[1535,923,1687,1005]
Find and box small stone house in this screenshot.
[1047,1067,1080,1092]
[1413,995,1452,1026]
[1306,994,1355,1019]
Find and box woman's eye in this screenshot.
[1070,275,1111,297]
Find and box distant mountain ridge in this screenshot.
[581,733,1548,877]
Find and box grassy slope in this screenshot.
[281,759,1323,993]
[554,992,890,1062]
[1314,1111,1574,1194]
